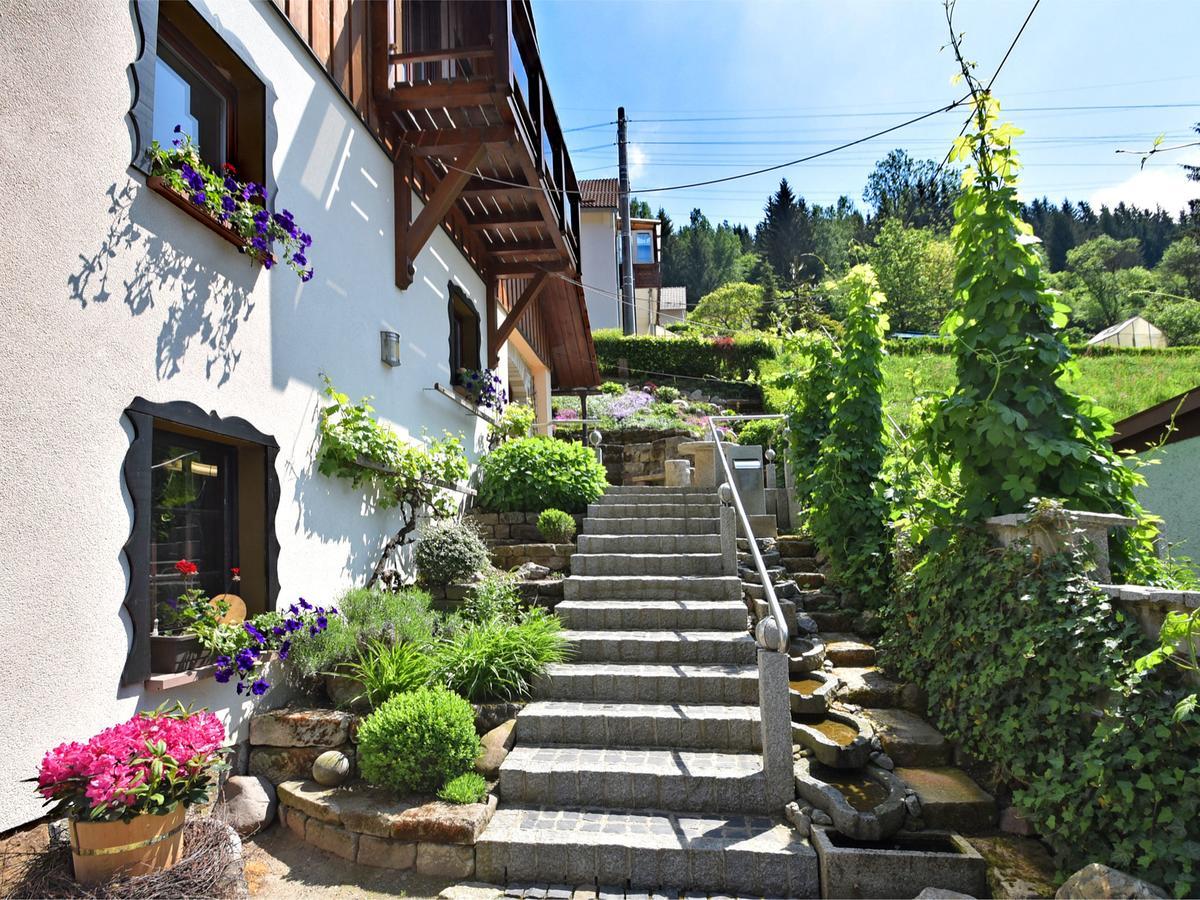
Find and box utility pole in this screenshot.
[617,106,636,335]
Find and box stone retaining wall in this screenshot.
[465,510,583,545]
[596,430,692,486]
[248,709,358,785]
[278,779,495,877]
[489,542,574,573]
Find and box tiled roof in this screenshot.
[579,178,619,208]
[659,286,688,309]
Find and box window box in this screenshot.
[146,175,253,255]
[149,632,214,675]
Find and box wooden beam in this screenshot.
[490,260,568,276]
[462,185,535,201]
[380,80,501,109]
[494,271,549,353]
[388,44,494,65]
[487,277,500,369]
[409,126,512,156]
[398,144,487,289]
[467,209,545,228]
[489,239,557,257]
[393,142,413,288]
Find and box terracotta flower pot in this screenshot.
[69,806,185,884]
[150,633,213,674]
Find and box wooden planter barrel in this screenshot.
[69,806,185,884]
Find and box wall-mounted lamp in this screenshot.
[380,330,402,367]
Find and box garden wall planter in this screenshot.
[794,758,907,842]
[68,806,185,884]
[793,709,874,769]
[149,633,213,674]
[789,670,838,716]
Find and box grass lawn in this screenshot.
[880,350,1200,429]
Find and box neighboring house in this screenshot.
[1089,315,1167,348]
[658,286,689,330]
[0,0,595,831]
[578,178,681,335]
[1111,387,1200,573]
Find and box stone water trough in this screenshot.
[789,637,827,673]
[794,757,906,842]
[809,826,987,900]
[792,708,874,770]
[789,670,839,717]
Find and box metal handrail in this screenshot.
[707,414,790,654]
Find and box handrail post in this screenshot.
[718,484,737,577]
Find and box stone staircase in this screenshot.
[476,486,818,897]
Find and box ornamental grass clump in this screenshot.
[431,607,569,702]
[438,772,488,805]
[148,129,313,280]
[356,687,479,795]
[34,705,226,820]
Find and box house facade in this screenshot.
[578,178,680,335]
[0,0,594,832]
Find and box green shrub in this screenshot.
[431,608,569,702]
[462,570,521,624]
[414,519,489,585]
[736,418,783,452]
[592,329,778,382]
[344,639,434,709]
[438,772,488,805]
[653,385,681,403]
[491,402,536,443]
[882,531,1200,896]
[599,381,625,395]
[478,436,607,513]
[286,586,436,680]
[357,687,480,794]
[536,508,577,543]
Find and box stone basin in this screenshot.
[789,671,839,717]
[792,708,873,769]
[809,825,987,899]
[794,757,907,841]
[788,638,827,674]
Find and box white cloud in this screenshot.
[628,143,647,181]
[1089,153,1199,213]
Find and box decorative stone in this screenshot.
[475,719,517,778]
[474,702,525,734]
[1055,864,1168,899]
[905,794,923,817]
[249,708,354,747]
[249,746,354,785]
[218,775,277,836]
[514,562,552,580]
[872,752,895,771]
[809,809,833,826]
[357,834,417,869]
[417,841,476,878]
[313,750,352,787]
[998,806,1036,837]
[915,889,975,899]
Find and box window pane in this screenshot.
[151,432,235,619]
[152,44,226,170]
[636,231,653,263]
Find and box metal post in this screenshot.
[617,106,636,336]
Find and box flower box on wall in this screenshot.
[146,175,251,254]
[149,632,213,675]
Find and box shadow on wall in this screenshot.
[68,181,258,386]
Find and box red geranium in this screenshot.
[230,567,240,577]
[222,162,238,175]
[174,559,198,577]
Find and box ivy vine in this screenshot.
[779,331,838,510]
[315,377,469,588]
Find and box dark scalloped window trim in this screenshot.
[121,397,280,685]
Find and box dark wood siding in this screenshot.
[272,0,373,124]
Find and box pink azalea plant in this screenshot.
[34,705,227,821]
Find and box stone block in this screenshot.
[998,806,1036,837]
[249,708,354,747]
[285,806,308,840]
[861,708,951,767]
[357,834,417,869]
[276,780,343,824]
[306,818,359,861]
[475,719,517,778]
[417,842,476,879]
[1055,863,1167,899]
[895,767,997,834]
[501,512,526,524]
[810,826,986,900]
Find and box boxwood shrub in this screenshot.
[478,436,607,513]
[536,508,577,543]
[356,687,480,794]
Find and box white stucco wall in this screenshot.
[580,208,620,332]
[0,0,508,830]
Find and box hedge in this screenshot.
[885,336,1200,357]
[592,329,777,382]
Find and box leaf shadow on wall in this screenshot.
[68,180,257,386]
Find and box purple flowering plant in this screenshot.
[459,368,507,415]
[212,599,339,697]
[148,127,314,282]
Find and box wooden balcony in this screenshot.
[271,0,596,388]
[634,264,662,290]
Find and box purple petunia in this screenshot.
[222,194,237,213]
[250,679,269,696]
[299,598,312,610]
[244,622,267,645]
[263,256,274,270]
[191,191,207,206]
[173,124,182,133]
[301,269,314,283]
[292,251,307,267]
[279,640,291,660]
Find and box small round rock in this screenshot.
[312,750,351,786]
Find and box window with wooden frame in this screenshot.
[122,399,280,684]
[448,284,481,386]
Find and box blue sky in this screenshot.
[533,0,1200,228]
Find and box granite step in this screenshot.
[515,701,761,752]
[563,630,756,665]
[806,610,854,632]
[563,576,742,603]
[572,553,726,578]
[780,555,820,573]
[582,517,721,536]
[499,746,771,814]
[737,549,782,568]
[554,600,748,632]
[535,663,759,705]
[603,485,716,496]
[776,537,816,557]
[791,572,825,589]
[577,534,722,555]
[588,503,722,519]
[596,492,718,506]
[895,766,997,833]
[475,807,818,896]
[821,633,878,667]
[860,708,951,767]
[828,666,903,708]
[745,580,801,602]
